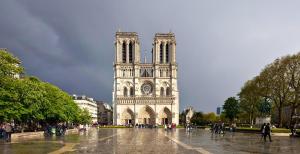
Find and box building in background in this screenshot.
[97,101,113,125]
[73,95,98,123]
[216,107,223,115]
[112,32,179,125]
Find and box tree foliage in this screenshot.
[239,80,261,125]
[223,97,240,122]
[258,98,272,116]
[237,52,300,127]
[0,49,91,129]
[190,112,204,125]
[0,49,23,77]
[190,112,218,126]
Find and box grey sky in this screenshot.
[1,0,300,112]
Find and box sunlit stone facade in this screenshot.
[112,32,179,125]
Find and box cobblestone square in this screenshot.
[1,128,299,154]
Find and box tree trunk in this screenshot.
[250,113,253,126]
[21,123,25,133]
[290,94,299,127]
[289,105,295,127]
[278,107,282,128]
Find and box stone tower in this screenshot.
[112,32,179,125]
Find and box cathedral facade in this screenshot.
[112,32,179,125]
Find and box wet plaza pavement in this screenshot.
[1,128,300,154]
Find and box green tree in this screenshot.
[78,108,92,125]
[179,111,187,125]
[255,58,291,127]
[223,97,240,122]
[203,112,217,123]
[0,49,23,77]
[238,80,261,125]
[190,112,204,126]
[283,53,300,126]
[258,98,272,117]
[0,49,85,130]
[0,49,25,123]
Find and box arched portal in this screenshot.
[158,107,172,125]
[121,108,134,125]
[138,106,155,125]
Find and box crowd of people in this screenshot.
[164,123,176,131]
[208,122,274,143]
[0,123,13,142]
[2,120,299,144]
[134,123,156,128]
[211,122,226,134]
[44,123,67,137]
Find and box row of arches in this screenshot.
[159,69,170,77]
[122,41,134,63]
[121,106,172,125]
[160,87,171,96]
[123,87,134,96]
[122,87,171,96]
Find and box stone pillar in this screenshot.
[115,41,118,63]
[163,42,166,64]
[135,41,140,63]
[134,104,137,124]
[154,41,158,63]
[126,41,129,63]
[172,42,176,63]
[153,43,156,63]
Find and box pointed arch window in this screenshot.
[123,70,125,77]
[129,42,133,63]
[160,87,164,96]
[124,87,128,97]
[166,43,169,63]
[166,87,171,96]
[122,42,126,63]
[130,87,134,96]
[160,43,163,64]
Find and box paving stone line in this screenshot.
[48,133,120,154]
[162,132,212,154]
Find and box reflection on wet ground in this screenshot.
[1,128,299,154]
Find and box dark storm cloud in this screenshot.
[1,0,300,112]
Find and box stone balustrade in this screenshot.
[116,96,174,105]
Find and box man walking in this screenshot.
[264,123,272,142]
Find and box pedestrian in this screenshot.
[264,123,272,142]
[221,122,225,134]
[232,123,236,132]
[291,123,296,136]
[0,123,4,139]
[218,123,222,134]
[214,123,219,134]
[260,123,266,140]
[4,123,13,142]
